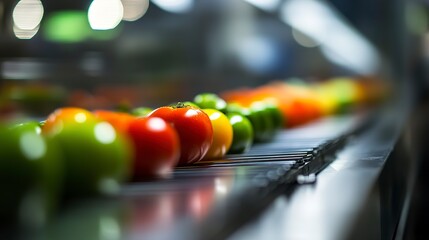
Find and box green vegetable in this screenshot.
[227,113,254,154]
[0,122,62,227]
[194,93,227,112]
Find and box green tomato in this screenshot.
[248,104,274,142]
[0,122,62,227]
[226,103,274,143]
[181,101,200,109]
[265,104,285,130]
[131,107,153,117]
[194,93,227,112]
[226,113,254,154]
[43,108,132,198]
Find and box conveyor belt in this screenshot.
[114,115,366,240]
[25,114,367,240]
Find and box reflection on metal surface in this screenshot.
[296,173,317,184]
[151,0,194,13]
[214,177,229,196]
[88,0,124,30]
[126,183,216,238]
[43,201,127,240]
[330,159,349,171]
[281,0,380,74]
[122,0,150,21]
[189,183,215,220]
[244,0,280,11]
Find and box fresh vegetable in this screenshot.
[127,117,180,179]
[226,103,274,143]
[226,113,254,154]
[194,93,227,112]
[202,109,233,160]
[264,103,285,131]
[131,107,153,117]
[43,107,98,134]
[180,101,200,109]
[42,107,132,197]
[148,103,213,165]
[0,122,62,226]
[93,110,136,134]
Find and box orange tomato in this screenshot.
[93,110,136,133]
[43,107,98,134]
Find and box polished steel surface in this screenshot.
[230,108,404,240]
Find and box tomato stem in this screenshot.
[170,102,191,109]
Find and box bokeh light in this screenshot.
[12,0,44,39]
[122,0,149,21]
[88,0,124,30]
[13,0,43,30]
[44,11,91,43]
[13,24,39,39]
[151,0,193,13]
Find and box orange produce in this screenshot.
[93,110,136,133]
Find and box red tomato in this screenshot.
[148,105,213,165]
[93,110,136,133]
[127,117,180,179]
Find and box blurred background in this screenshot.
[0,0,418,117]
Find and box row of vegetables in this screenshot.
[0,77,386,226]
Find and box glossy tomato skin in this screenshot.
[148,105,213,165]
[194,93,227,112]
[127,117,180,180]
[226,103,276,143]
[0,122,62,226]
[226,113,254,154]
[202,109,233,160]
[93,110,136,133]
[42,107,132,197]
[43,107,98,134]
